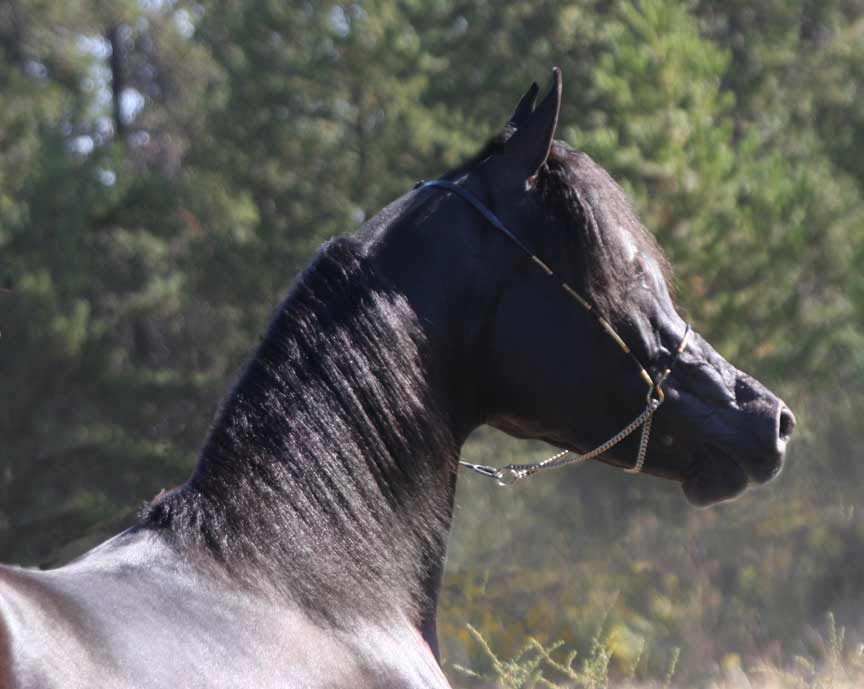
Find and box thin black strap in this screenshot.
[417,180,538,260]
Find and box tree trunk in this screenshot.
[107,24,127,141]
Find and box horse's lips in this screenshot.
[681,448,750,507]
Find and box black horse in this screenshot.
[0,70,794,688]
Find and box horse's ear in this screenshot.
[509,82,539,128]
[500,68,562,183]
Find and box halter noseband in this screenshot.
[415,179,691,485]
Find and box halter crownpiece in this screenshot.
[415,179,692,485]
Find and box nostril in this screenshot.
[778,406,796,442]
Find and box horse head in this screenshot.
[368,68,794,507]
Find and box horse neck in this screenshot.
[142,239,461,640]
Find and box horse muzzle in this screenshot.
[655,331,797,506]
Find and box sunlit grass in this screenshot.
[449,613,864,689]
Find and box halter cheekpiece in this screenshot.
[415,179,692,485]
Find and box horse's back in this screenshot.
[0,568,15,689]
[0,531,450,689]
[0,545,166,689]
[0,563,94,689]
[0,571,12,689]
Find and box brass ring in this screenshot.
[495,467,521,486]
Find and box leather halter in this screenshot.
[415,179,691,484]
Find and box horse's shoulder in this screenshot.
[345,621,452,689]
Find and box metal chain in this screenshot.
[459,395,662,486]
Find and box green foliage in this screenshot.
[1,0,863,684]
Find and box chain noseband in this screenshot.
[415,179,691,485]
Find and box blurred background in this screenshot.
[1,0,863,686]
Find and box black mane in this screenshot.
[141,238,457,623]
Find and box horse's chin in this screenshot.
[681,451,750,507]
